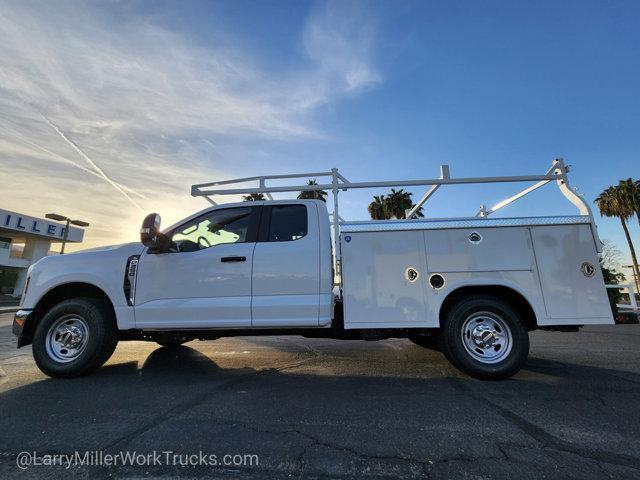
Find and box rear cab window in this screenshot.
[263,204,308,242]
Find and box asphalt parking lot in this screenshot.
[1,313,639,479]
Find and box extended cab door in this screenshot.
[134,206,260,328]
[251,203,321,326]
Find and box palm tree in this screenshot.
[636,179,640,224]
[385,189,425,219]
[385,189,411,219]
[596,185,640,292]
[368,195,388,220]
[297,179,327,202]
[618,178,640,289]
[367,191,424,220]
[242,193,265,202]
[619,178,640,226]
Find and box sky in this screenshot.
[0,0,638,273]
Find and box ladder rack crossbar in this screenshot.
[192,173,562,197]
[192,171,335,190]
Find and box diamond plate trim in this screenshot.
[340,216,591,233]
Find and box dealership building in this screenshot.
[0,209,84,298]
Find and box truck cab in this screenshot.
[134,200,333,329]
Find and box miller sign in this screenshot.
[0,209,84,242]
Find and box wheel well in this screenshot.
[22,283,116,345]
[439,285,537,331]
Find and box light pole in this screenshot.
[45,213,90,254]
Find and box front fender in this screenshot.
[20,243,144,331]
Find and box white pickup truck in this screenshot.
[13,159,624,380]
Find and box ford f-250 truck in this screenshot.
[13,159,625,380]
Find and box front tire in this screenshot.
[32,298,118,378]
[441,295,529,380]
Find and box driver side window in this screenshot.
[171,207,254,252]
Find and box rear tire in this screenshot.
[32,297,118,378]
[441,295,529,380]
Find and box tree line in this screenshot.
[243,180,423,219]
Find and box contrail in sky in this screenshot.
[40,113,143,210]
[5,130,146,199]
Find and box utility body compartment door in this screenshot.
[531,224,613,322]
[341,230,429,329]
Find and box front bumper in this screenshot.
[13,309,33,348]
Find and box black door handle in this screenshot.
[221,256,246,262]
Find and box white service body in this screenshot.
[340,217,612,329]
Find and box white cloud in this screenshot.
[302,0,381,95]
[0,0,381,248]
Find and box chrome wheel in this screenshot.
[460,311,512,364]
[45,315,90,363]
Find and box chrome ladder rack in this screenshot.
[191,158,600,276]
